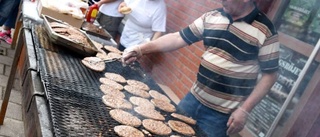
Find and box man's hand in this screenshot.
[226,107,249,135]
[121,46,143,65]
[118,2,127,13]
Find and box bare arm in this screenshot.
[151,31,163,41]
[140,32,188,54]
[227,72,278,135]
[241,72,278,111]
[122,32,188,64]
[96,0,117,7]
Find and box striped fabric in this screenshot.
[179,7,279,114]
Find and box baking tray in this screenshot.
[43,15,98,56]
[81,21,112,40]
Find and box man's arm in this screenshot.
[241,72,277,111]
[227,72,278,135]
[122,32,188,64]
[141,32,188,54]
[151,31,162,41]
[96,0,117,7]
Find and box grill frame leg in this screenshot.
[0,27,25,125]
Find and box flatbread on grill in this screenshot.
[126,79,150,91]
[170,135,182,137]
[92,40,104,49]
[142,119,172,135]
[134,106,165,121]
[99,78,123,90]
[149,90,171,103]
[97,52,121,61]
[102,95,132,109]
[107,52,122,59]
[100,84,125,98]
[171,113,197,125]
[168,120,195,136]
[110,109,141,127]
[124,85,150,98]
[81,57,105,72]
[129,96,155,109]
[114,125,144,137]
[104,45,122,54]
[96,52,109,60]
[151,99,176,113]
[104,72,126,83]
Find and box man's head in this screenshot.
[221,0,255,19]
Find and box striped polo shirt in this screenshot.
[179,7,279,114]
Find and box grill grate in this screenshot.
[33,25,206,137]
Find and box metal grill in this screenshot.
[32,25,206,137]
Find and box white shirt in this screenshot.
[120,0,166,48]
[99,0,124,17]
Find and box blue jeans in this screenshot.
[178,92,231,137]
[0,0,21,28]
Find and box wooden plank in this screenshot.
[279,32,320,62]
[0,28,25,124]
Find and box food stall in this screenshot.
[1,0,207,137]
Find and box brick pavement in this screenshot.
[0,41,25,137]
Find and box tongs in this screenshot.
[103,57,122,63]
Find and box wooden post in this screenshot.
[0,28,24,125]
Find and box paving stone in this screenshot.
[0,64,4,75]
[0,46,6,56]
[0,42,11,49]
[4,65,10,76]
[0,75,8,87]
[6,49,15,58]
[0,101,22,121]
[2,67,21,91]
[13,79,21,91]
[0,118,24,137]
[4,89,21,105]
[4,65,19,79]
[0,86,21,105]
[0,55,13,66]
[0,87,3,99]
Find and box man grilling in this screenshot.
[122,0,279,136]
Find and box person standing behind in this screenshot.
[122,0,279,136]
[94,0,124,39]
[0,0,21,45]
[117,0,166,51]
